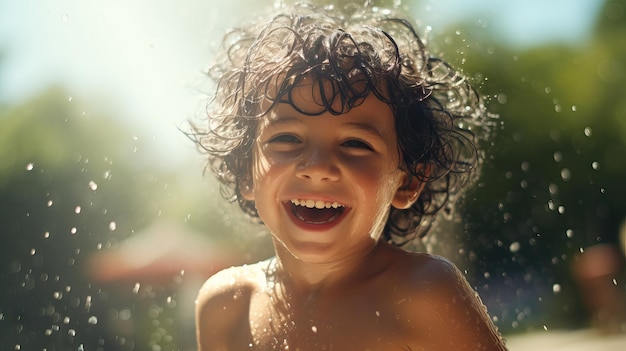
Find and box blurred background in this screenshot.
[1,0,625,350]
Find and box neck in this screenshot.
[271,240,389,294]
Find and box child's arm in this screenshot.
[398,255,508,351]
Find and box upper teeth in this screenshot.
[291,199,343,209]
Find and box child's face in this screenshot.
[242,81,414,263]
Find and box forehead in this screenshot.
[261,82,396,136]
[261,74,385,117]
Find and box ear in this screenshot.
[391,165,429,210]
[239,177,255,201]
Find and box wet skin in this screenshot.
[196,83,508,350]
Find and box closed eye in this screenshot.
[267,134,301,144]
[342,139,374,151]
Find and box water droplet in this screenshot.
[67,96,73,102]
[584,127,592,137]
[497,93,507,104]
[543,325,548,331]
[571,105,577,111]
[10,261,21,273]
[132,283,140,294]
[47,200,53,207]
[88,180,98,191]
[30,249,36,256]
[509,242,521,253]
[109,221,117,231]
[552,284,561,294]
[25,163,34,171]
[68,329,76,337]
[311,326,318,333]
[560,168,571,181]
[61,13,69,22]
[553,151,562,162]
[70,227,77,235]
[591,162,600,170]
[88,316,98,324]
[558,206,565,214]
[75,206,81,214]
[548,183,559,195]
[44,231,50,239]
[566,229,574,238]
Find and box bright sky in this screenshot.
[0,0,603,167]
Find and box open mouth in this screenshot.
[288,199,346,224]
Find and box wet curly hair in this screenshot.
[189,3,487,245]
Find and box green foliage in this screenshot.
[0,87,177,350]
[443,0,626,334]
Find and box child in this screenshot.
[191,3,508,350]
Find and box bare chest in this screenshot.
[240,289,411,351]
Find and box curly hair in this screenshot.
[189,3,487,246]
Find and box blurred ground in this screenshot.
[505,329,626,351]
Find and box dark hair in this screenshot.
[189,3,487,245]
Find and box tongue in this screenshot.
[293,205,342,224]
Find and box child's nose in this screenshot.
[295,148,340,182]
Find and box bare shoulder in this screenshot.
[388,250,508,350]
[195,261,268,350]
[196,261,266,302]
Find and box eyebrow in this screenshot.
[263,116,303,128]
[266,107,388,140]
[343,121,386,140]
